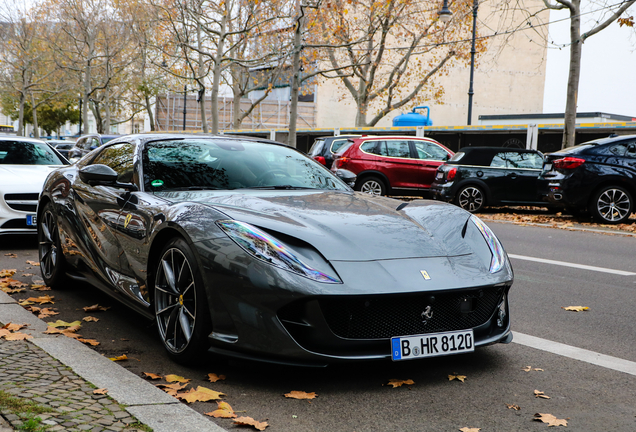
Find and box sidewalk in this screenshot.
[0,291,225,432]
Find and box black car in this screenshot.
[46,140,74,159]
[67,134,121,162]
[37,133,513,366]
[431,147,546,212]
[538,135,636,224]
[308,135,360,168]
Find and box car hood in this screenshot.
[0,165,62,189]
[159,190,473,261]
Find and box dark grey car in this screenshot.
[67,134,121,162]
[38,134,513,366]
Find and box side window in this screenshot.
[308,139,324,157]
[413,141,449,161]
[330,139,349,154]
[79,138,90,150]
[360,141,380,155]
[505,152,544,169]
[491,153,507,168]
[91,138,101,149]
[385,140,410,158]
[609,144,627,156]
[626,143,636,158]
[91,143,135,183]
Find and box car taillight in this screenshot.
[333,157,350,169]
[446,167,457,181]
[553,157,585,169]
[313,156,326,165]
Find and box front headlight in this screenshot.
[217,220,341,284]
[470,215,506,273]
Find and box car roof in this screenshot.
[452,147,540,166]
[0,136,48,144]
[109,133,292,148]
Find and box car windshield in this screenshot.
[101,137,117,144]
[0,140,66,165]
[143,139,350,192]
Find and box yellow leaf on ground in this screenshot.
[82,316,99,322]
[4,254,17,258]
[534,390,551,399]
[3,323,26,332]
[387,379,414,388]
[165,374,191,383]
[177,386,225,403]
[78,338,100,346]
[459,428,481,432]
[561,306,589,312]
[143,372,162,380]
[534,413,568,427]
[233,416,268,431]
[206,373,226,383]
[284,391,317,399]
[109,354,128,361]
[156,382,188,396]
[522,365,544,372]
[93,388,108,395]
[26,260,40,266]
[30,284,51,291]
[83,304,110,312]
[206,401,237,418]
[26,295,54,304]
[448,374,467,382]
[47,320,81,328]
[0,329,11,338]
[37,308,59,318]
[18,300,33,306]
[506,403,521,410]
[4,332,33,341]
[0,269,16,277]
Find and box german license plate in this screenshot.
[543,163,552,171]
[435,171,444,180]
[26,214,37,226]
[391,330,474,361]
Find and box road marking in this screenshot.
[508,254,636,276]
[513,332,636,377]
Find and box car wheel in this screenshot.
[356,176,386,196]
[589,186,633,224]
[456,185,485,213]
[153,237,212,364]
[38,202,66,287]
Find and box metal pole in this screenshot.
[78,97,82,134]
[467,0,478,125]
[183,85,187,131]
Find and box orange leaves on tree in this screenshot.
[143,372,162,380]
[284,391,317,400]
[206,373,226,383]
[618,16,634,27]
[387,379,414,388]
[206,401,237,418]
[83,304,110,312]
[177,386,225,403]
[561,306,589,312]
[165,374,190,383]
[534,413,568,427]
[534,390,551,399]
[448,374,467,383]
[233,416,268,431]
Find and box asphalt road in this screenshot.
[1,222,635,431]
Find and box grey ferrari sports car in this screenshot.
[37,134,513,366]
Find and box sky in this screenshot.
[543,8,636,117]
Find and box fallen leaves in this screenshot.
[206,401,237,418]
[25,260,40,266]
[83,304,110,312]
[143,372,162,380]
[522,366,544,372]
[0,269,16,278]
[47,320,81,328]
[561,306,589,312]
[534,390,551,399]
[156,382,188,397]
[25,295,54,305]
[459,428,480,432]
[448,374,467,383]
[35,308,59,318]
[82,316,99,322]
[177,386,225,403]
[206,373,226,383]
[93,388,108,395]
[109,354,128,361]
[165,374,191,383]
[30,284,51,291]
[386,379,415,388]
[284,391,317,400]
[4,253,17,258]
[534,413,568,427]
[234,416,268,431]
[0,322,32,341]
[506,403,521,411]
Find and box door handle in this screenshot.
[507,174,517,179]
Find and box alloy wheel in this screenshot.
[360,180,383,195]
[39,209,59,279]
[596,188,631,222]
[458,186,484,212]
[155,248,197,354]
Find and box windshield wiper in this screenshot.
[246,185,318,190]
[161,186,222,191]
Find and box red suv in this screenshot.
[331,136,453,196]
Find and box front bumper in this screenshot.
[0,193,39,235]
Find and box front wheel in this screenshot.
[455,185,485,213]
[355,176,386,196]
[38,202,67,288]
[589,186,633,224]
[153,237,211,364]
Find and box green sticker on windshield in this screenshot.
[151,179,164,187]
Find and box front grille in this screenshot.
[319,287,504,339]
[4,193,39,212]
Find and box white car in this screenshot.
[0,137,68,235]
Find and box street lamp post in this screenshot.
[467,0,479,125]
[183,85,187,131]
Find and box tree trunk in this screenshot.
[17,92,25,136]
[562,0,582,148]
[145,95,155,131]
[30,92,39,139]
[231,64,242,129]
[197,18,209,133]
[105,87,112,133]
[289,11,303,149]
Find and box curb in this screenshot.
[0,290,226,432]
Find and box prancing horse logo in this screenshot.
[421,305,433,323]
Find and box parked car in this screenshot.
[538,134,636,224]
[308,135,361,169]
[0,137,68,235]
[46,139,75,160]
[331,136,453,196]
[431,147,546,213]
[67,134,121,162]
[38,133,512,365]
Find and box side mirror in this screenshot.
[335,169,357,187]
[79,164,138,191]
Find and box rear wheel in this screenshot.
[456,185,485,213]
[38,202,66,288]
[589,186,633,224]
[153,237,211,364]
[356,176,386,196]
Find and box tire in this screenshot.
[589,186,633,224]
[355,176,386,196]
[38,202,67,287]
[455,185,486,213]
[153,237,212,364]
